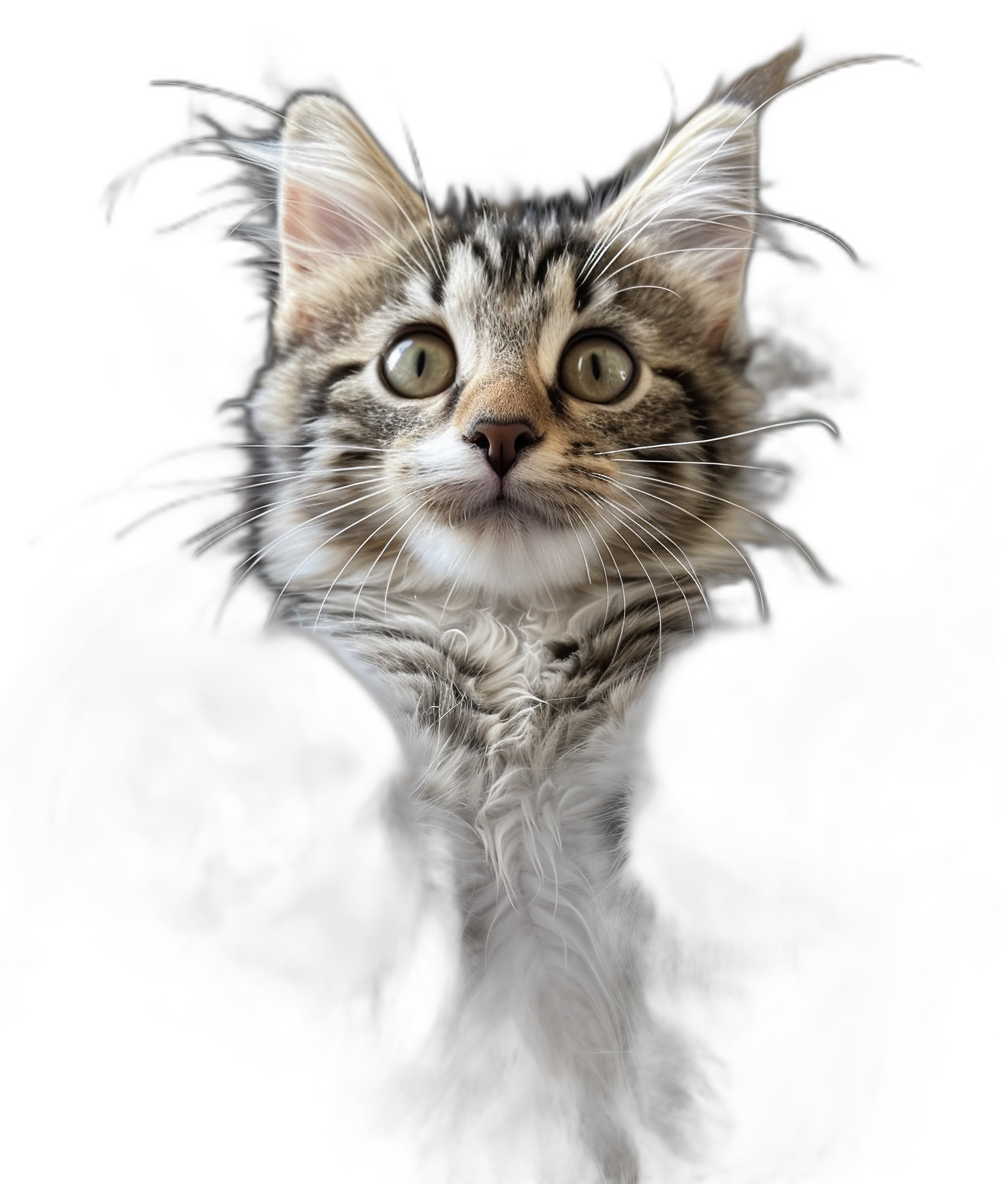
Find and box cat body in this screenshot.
[220,45,806,1181]
[5,32,994,1184]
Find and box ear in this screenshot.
[593,46,799,349]
[277,94,429,314]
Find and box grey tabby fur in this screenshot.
[203,44,830,1182]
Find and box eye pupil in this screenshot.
[558,335,635,404]
[382,330,456,397]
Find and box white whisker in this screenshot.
[626,471,820,573]
[352,501,431,618]
[582,515,628,657]
[192,475,388,553]
[312,498,418,632]
[591,491,708,630]
[439,540,482,623]
[565,510,594,585]
[604,244,752,283]
[384,509,431,615]
[595,417,837,455]
[601,475,765,616]
[615,458,787,474]
[612,283,682,300]
[586,495,665,655]
[115,466,388,539]
[215,485,395,619]
[404,128,446,280]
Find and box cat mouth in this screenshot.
[415,467,570,533]
[449,489,554,531]
[474,495,539,523]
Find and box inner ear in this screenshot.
[592,100,758,349]
[277,95,430,298]
[591,45,803,350]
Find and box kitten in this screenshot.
[201,44,828,1183]
[5,37,999,1184]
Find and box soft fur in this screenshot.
[208,45,817,1182]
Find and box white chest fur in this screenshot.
[320,593,670,1180]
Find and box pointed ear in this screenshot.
[593,45,799,349]
[277,94,429,312]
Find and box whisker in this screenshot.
[218,482,392,578]
[590,491,708,629]
[216,489,398,624]
[586,496,673,646]
[263,490,418,627]
[384,509,431,615]
[565,510,594,586]
[571,507,611,616]
[590,477,703,587]
[150,79,281,117]
[312,498,418,632]
[122,440,391,482]
[615,458,788,475]
[352,501,431,619]
[625,471,821,573]
[755,209,857,261]
[595,417,837,455]
[611,283,682,300]
[600,475,765,617]
[439,540,483,623]
[589,187,751,289]
[594,212,787,288]
[115,466,389,539]
[605,245,753,284]
[190,476,388,553]
[404,128,446,280]
[582,515,628,657]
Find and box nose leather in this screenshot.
[466,421,539,478]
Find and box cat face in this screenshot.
[238,51,797,614]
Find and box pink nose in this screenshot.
[466,421,539,477]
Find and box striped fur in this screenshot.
[221,46,808,1183]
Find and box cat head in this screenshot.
[232,48,801,619]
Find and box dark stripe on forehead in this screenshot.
[496,223,524,286]
[532,241,569,289]
[531,236,594,311]
[468,238,493,281]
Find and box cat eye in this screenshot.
[382,329,456,398]
[559,335,635,404]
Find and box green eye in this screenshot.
[382,330,456,398]
[559,335,635,404]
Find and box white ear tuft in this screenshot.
[594,46,800,349]
[277,95,428,297]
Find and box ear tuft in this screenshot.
[277,94,428,304]
[593,45,802,350]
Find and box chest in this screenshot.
[326,595,644,809]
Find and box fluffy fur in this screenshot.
[198,45,828,1182]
